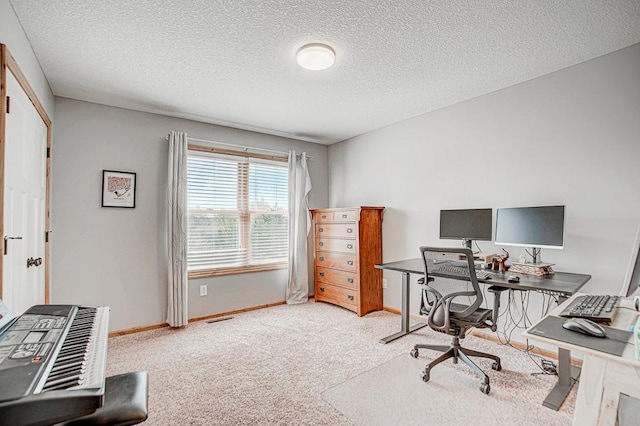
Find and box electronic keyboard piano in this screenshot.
[0,304,109,426]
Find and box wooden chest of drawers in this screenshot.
[310,207,384,317]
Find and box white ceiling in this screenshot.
[9,0,640,144]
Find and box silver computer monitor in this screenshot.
[620,226,640,298]
[495,205,565,264]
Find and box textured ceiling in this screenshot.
[9,0,640,144]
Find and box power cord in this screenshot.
[477,280,568,378]
[488,291,564,377]
[524,340,558,377]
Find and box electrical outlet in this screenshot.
[382,278,388,289]
[199,285,208,297]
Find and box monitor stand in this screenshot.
[514,261,556,267]
[531,247,541,264]
[522,247,558,266]
[517,247,554,267]
[460,240,495,264]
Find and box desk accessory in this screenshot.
[559,294,620,323]
[562,318,606,337]
[528,316,630,356]
[509,263,555,276]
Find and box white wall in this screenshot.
[329,43,640,342]
[0,0,53,117]
[52,98,329,332]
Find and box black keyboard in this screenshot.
[559,294,621,323]
[431,265,492,280]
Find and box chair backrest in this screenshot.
[419,246,484,329]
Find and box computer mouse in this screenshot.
[508,275,520,283]
[562,318,606,338]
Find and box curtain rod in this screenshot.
[165,134,314,160]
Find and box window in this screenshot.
[187,151,288,277]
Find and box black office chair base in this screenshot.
[410,337,501,395]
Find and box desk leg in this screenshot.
[379,271,427,344]
[542,294,580,411]
[542,347,580,411]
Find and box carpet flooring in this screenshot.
[323,354,572,425]
[106,301,575,425]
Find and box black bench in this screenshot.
[61,371,148,425]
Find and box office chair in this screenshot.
[409,247,501,394]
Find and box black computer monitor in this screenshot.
[620,226,640,298]
[494,205,565,264]
[439,208,492,249]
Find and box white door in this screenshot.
[3,68,47,314]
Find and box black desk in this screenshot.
[376,258,591,343]
[375,257,592,411]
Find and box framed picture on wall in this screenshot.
[102,170,136,208]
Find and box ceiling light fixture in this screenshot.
[296,43,335,71]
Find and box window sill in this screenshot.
[188,262,288,279]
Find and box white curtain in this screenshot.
[286,151,312,304]
[166,131,188,327]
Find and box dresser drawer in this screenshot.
[316,251,357,272]
[316,283,358,307]
[315,211,334,223]
[316,223,357,239]
[334,209,358,222]
[316,267,358,290]
[316,238,357,254]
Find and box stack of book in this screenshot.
[508,263,555,276]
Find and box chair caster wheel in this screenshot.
[492,362,502,371]
[410,349,419,358]
[421,370,430,383]
[480,383,490,394]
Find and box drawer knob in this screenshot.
[319,256,324,261]
[347,260,353,265]
[322,215,327,219]
[347,228,353,233]
[342,214,348,218]
[347,244,353,249]
[320,287,325,292]
[319,242,324,246]
[347,295,354,300]
[347,278,354,283]
[319,272,325,277]
[319,227,324,232]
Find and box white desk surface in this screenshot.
[523,293,640,367]
[524,293,640,426]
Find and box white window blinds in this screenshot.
[187,152,288,272]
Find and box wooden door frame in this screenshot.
[0,44,52,304]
